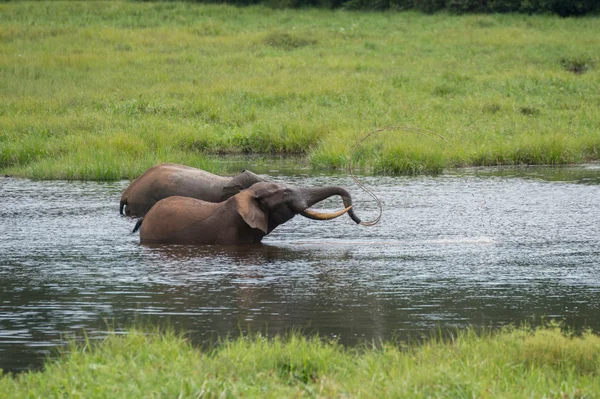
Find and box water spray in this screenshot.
[349,125,458,228]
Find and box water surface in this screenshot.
[1,165,599,372]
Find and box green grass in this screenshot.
[1,1,599,179]
[1,324,599,398]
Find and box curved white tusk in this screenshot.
[300,206,352,221]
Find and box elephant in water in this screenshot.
[120,163,267,217]
[132,181,362,245]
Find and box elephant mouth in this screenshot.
[300,206,352,221]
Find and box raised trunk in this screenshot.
[299,186,361,224]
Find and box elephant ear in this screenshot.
[235,190,268,234]
[221,170,267,201]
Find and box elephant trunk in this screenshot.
[299,186,361,224]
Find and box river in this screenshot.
[1,164,599,372]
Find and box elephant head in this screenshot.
[134,181,361,245]
[236,182,361,235]
[220,169,267,201]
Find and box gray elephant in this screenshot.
[120,163,267,217]
[132,181,362,245]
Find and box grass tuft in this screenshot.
[262,30,317,50]
[560,56,596,74]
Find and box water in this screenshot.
[1,165,600,373]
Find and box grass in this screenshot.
[1,324,599,397]
[1,2,599,179]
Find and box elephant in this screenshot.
[132,181,362,245]
[120,163,267,217]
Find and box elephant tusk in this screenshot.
[300,206,352,221]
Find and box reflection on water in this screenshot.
[1,165,600,372]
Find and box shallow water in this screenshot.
[1,165,600,372]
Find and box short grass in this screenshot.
[1,324,599,398]
[1,2,599,179]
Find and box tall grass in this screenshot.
[1,324,599,397]
[1,2,599,179]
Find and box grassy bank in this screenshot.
[1,2,599,179]
[1,325,599,398]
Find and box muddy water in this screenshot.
[1,165,600,372]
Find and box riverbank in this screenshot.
[1,325,599,397]
[1,2,599,179]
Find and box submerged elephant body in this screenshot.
[134,182,361,245]
[120,163,266,217]
[136,195,266,245]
